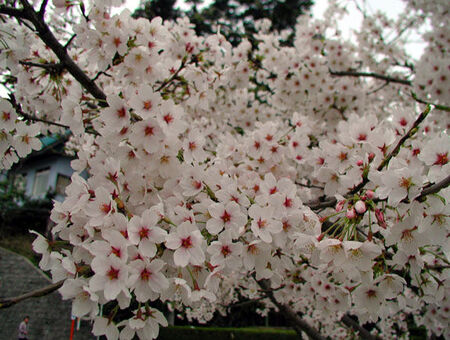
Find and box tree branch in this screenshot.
[0,5,26,19]
[329,69,412,86]
[411,92,450,112]
[305,105,432,210]
[38,0,49,18]
[20,60,64,73]
[416,174,450,202]
[257,278,326,340]
[341,314,381,340]
[8,94,70,129]
[16,0,108,106]
[154,57,188,92]
[0,280,64,309]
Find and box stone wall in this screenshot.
[0,247,94,339]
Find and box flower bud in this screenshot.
[346,208,356,219]
[354,200,366,214]
[336,200,346,212]
[356,160,364,167]
[375,209,387,229]
[366,190,375,199]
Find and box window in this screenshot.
[55,174,71,196]
[32,168,50,198]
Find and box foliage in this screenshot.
[133,0,313,45]
[158,326,297,340]
[0,178,53,235]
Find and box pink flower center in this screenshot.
[117,107,126,118]
[140,268,152,281]
[221,210,231,223]
[163,114,174,124]
[434,152,448,166]
[181,236,193,249]
[399,177,411,189]
[139,227,149,240]
[366,289,377,298]
[101,203,111,214]
[257,218,267,229]
[144,125,154,136]
[107,267,120,280]
[221,245,231,257]
[111,246,121,258]
[143,101,152,111]
[284,197,293,208]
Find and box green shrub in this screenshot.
[158,326,298,340]
[0,178,53,236]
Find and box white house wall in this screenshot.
[16,155,74,202]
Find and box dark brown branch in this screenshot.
[257,279,326,340]
[0,280,63,309]
[329,69,412,86]
[16,0,107,106]
[416,174,450,202]
[64,33,76,50]
[341,314,381,340]
[0,5,26,19]
[19,111,69,129]
[20,60,64,73]
[295,181,324,190]
[8,94,69,129]
[38,0,49,18]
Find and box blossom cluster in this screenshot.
[0,0,449,339]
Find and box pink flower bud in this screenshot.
[354,200,366,214]
[375,209,387,229]
[346,208,356,219]
[366,190,375,199]
[356,160,364,167]
[336,200,346,212]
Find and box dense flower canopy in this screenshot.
[0,0,449,339]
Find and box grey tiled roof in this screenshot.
[0,247,95,339]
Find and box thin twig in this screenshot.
[0,280,64,309]
[20,60,64,73]
[64,33,76,50]
[155,57,188,92]
[306,105,432,210]
[367,81,389,95]
[329,69,412,86]
[347,104,431,196]
[8,94,69,129]
[411,92,450,112]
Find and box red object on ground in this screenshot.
[69,318,75,340]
